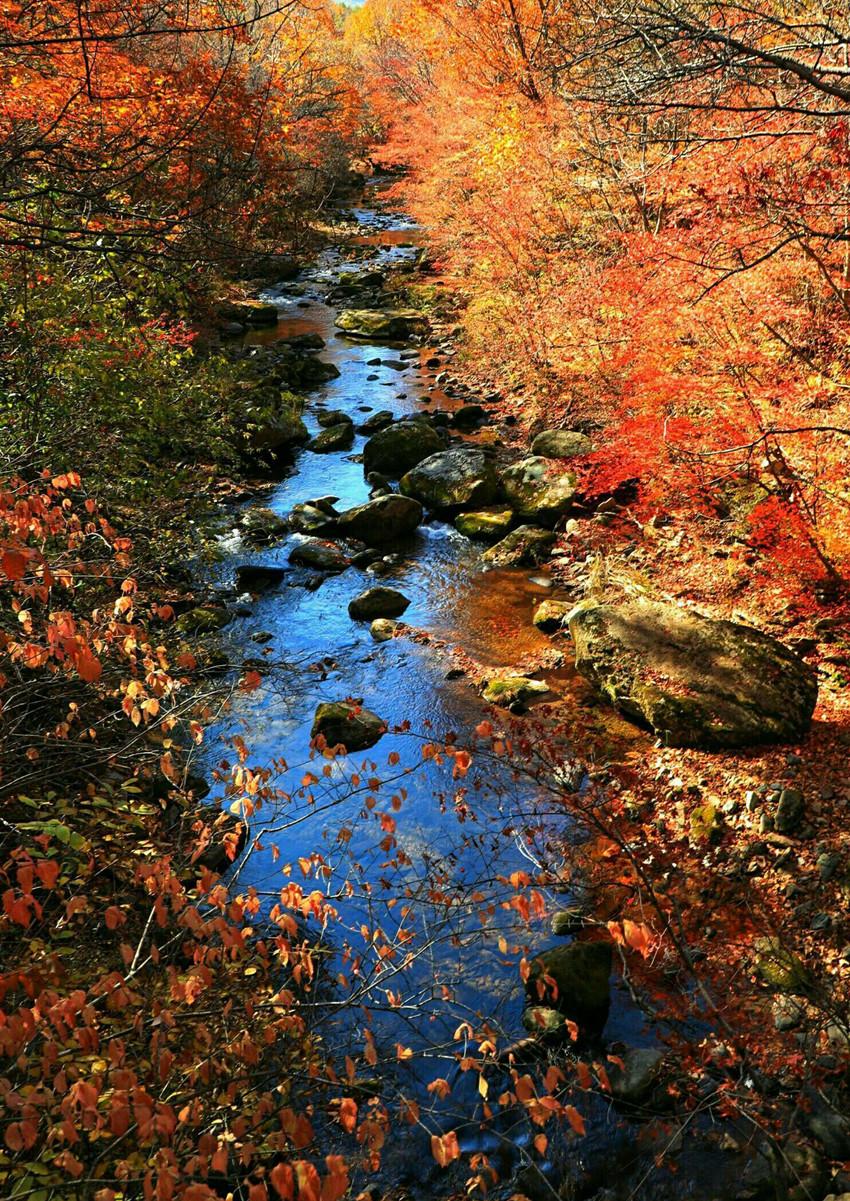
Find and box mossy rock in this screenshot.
[569,598,818,749]
[336,494,423,544]
[530,429,592,458]
[499,456,578,525]
[309,423,355,453]
[288,538,349,573]
[311,702,386,751]
[533,599,572,633]
[754,937,813,995]
[482,525,555,567]
[525,941,613,1029]
[335,309,429,341]
[217,298,279,325]
[316,409,353,428]
[482,675,550,706]
[522,1007,568,1037]
[245,408,309,456]
[454,507,514,542]
[240,506,289,545]
[400,447,500,511]
[176,607,230,634]
[362,419,444,477]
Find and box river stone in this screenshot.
[568,598,818,749]
[357,410,394,434]
[246,409,309,456]
[522,1007,568,1037]
[454,507,514,542]
[450,403,488,430]
[217,298,278,325]
[482,525,555,567]
[363,419,444,476]
[533,599,572,633]
[370,618,400,642]
[311,702,386,751]
[774,788,805,834]
[335,309,428,341]
[240,507,288,544]
[482,675,550,706]
[399,447,500,511]
[317,409,353,428]
[288,538,348,573]
[288,502,338,536]
[608,1048,664,1105]
[525,941,612,1029]
[500,456,578,524]
[349,586,411,620]
[309,423,355,453]
[336,494,423,543]
[176,606,230,634]
[530,429,592,458]
[235,564,287,591]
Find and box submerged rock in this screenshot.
[500,456,578,524]
[309,423,355,453]
[482,675,550,706]
[568,598,818,749]
[336,494,423,543]
[525,941,612,1031]
[311,702,386,751]
[363,419,443,476]
[454,507,514,542]
[400,447,500,511]
[348,586,411,620]
[288,538,349,573]
[335,309,428,341]
[530,429,592,458]
[482,525,555,567]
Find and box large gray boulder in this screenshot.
[500,456,578,524]
[569,599,818,749]
[336,494,423,544]
[363,419,444,477]
[399,447,500,511]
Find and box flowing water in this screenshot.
[204,181,660,1193]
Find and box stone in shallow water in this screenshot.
[335,308,428,341]
[370,618,401,642]
[288,538,348,573]
[239,506,288,544]
[362,418,443,476]
[482,525,555,567]
[336,494,423,544]
[533,599,572,632]
[348,586,411,620]
[499,455,578,524]
[308,423,355,453]
[481,675,549,706]
[568,598,818,749]
[454,507,514,542]
[400,447,500,510]
[235,564,287,591]
[311,702,386,751]
[316,408,353,428]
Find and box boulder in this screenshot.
[235,564,287,591]
[454,507,514,542]
[357,410,394,434]
[311,702,386,751]
[316,409,353,428]
[363,419,443,476]
[530,429,592,458]
[349,587,411,620]
[399,447,500,511]
[240,507,288,545]
[482,675,550,706]
[450,403,488,430]
[176,607,230,634]
[217,298,278,325]
[568,599,818,749]
[608,1048,664,1106]
[246,409,309,457]
[289,502,338,536]
[288,538,349,573]
[336,494,423,544]
[525,941,612,1031]
[500,456,578,524]
[335,309,428,341]
[533,599,572,633]
[309,423,355,453]
[482,525,555,567]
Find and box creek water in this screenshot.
[205,181,657,1193]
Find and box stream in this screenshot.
[204,181,666,1196]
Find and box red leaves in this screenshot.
[431,1130,461,1167]
[337,1097,357,1133]
[270,1164,294,1200]
[565,1106,586,1136]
